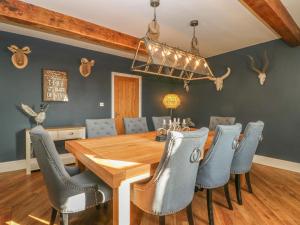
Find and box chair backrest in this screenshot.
[209,116,236,131]
[196,124,242,189]
[152,116,171,130]
[30,126,70,209]
[145,128,209,214]
[124,117,149,134]
[86,118,117,138]
[231,121,264,174]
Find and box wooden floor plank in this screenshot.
[0,164,299,225]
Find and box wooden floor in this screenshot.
[0,164,299,225]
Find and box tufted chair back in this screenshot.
[231,121,264,174]
[86,118,117,138]
[152,116,171,130]
[132,128,209,215]
[196,124,242,189]
[30,126,73,210]
[124,117,149,134]
[209,116,236,131]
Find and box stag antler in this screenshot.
[22,46,32,54]
[262,50,269,73]
[8,45,18,53]
[247,55,262,74]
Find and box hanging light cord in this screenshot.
[153,6,157,21]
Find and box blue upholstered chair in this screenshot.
[124,117,149,134]
[231,121,264,205]
[132,128,209,225]
[209,116,236,131]
[30,126,111,225]
[86,118,117,138]
[196,124,242,225]
[152,116,171,130]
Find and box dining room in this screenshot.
[0,0,300,225]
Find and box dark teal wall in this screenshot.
[1,31,299,164]
[174,39,300,163]
[0,31,173,162]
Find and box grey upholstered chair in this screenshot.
[124,117,149,134]
[30,126,111,225]
[86,118,117,138]
[132,128,209,225]
[231,121,264,205]
[209,116,236,131]
[152,116,171,130]
[196,124,242,225]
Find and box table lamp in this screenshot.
[162,94,181,118]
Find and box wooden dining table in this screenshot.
[65,131,240,225]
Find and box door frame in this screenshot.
[111,72,142,118]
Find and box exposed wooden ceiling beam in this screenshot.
[240,0,300,46]
[0,0,145,53]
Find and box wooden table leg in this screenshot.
[112,174,150,225]
[113,182,131,225]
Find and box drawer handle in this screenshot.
[69,132,74,135]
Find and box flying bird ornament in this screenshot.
[21,103,49,125]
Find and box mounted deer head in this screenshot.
[8,45,31,69]
[79,58,95,78]
[208,67,231,91]
[247,50,269,85]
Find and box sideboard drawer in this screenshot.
[57,129,84,140]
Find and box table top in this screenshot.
[65,131,215,188]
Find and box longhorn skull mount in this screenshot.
[8,45,31,69]
[247,50,269,85]
[208,67,231,91]
[79,58,95,78]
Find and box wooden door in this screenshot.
[113,75,140,134]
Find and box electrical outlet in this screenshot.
[99,102,104,107]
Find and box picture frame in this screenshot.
[43,69,69,102]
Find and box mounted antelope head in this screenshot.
[247,50,269,85]
[208,67,231,91]
[79,58,95,78]
[8,45,31,69]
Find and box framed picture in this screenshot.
[43,69,69,102]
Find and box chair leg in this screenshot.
[50,208,57,225]
[245,172,253,193]
[59,213,68,225]
[159,216,165,225]
[186,203,195,225]
[224,183,233,210]
[206,189,214,225]
[235,174,243,205]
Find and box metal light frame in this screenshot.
[131,37,215,82]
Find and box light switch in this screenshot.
[99,102,104,107]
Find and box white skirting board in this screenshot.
[253,155,300,173]
[0,154,299,174]
[0,154,75,174]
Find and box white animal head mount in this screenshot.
[8,45,31,69]
[208,67,231,91]
[79,58,95,78]
[247,50,269,85]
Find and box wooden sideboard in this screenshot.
[25,126,86,175]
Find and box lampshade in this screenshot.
[163,94,181,109]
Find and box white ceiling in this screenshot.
[2,0,300,58]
